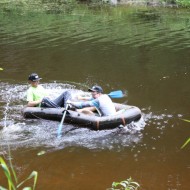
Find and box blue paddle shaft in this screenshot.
[57,103,69,138]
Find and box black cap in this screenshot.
[88,85,103,93]
[28,73,42,82]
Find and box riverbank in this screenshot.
[119,0,174,7]
[0,0,189,14]
[119,0,190,7]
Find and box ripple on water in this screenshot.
[0,10,190,51]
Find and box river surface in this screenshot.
[0,5,189,190]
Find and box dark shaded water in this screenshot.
[0,6,190,190]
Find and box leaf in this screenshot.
[180,118,190,123]
[8,146,18,184]
[17,171,38,190]
[0,68,3,71]
[181,138,190,149]
[111,178,140,190]
[0,157,16,190]
[119,182,127,188]
[37,151,46,156]
[130,181,140,187]
[112,182,120,188]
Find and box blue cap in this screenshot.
[88,85,103,93]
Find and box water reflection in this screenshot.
[0,8,190,51]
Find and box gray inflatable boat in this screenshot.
[22,103,141,130]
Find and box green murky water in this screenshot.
[0,5,189,190]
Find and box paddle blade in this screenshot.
[108,90,125,98]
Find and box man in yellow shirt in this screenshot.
[27,73,71,108]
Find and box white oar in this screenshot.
[57,103,69,138]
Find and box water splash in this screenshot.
[1,119,145,151]
[1,82,185,154]
[0,82,145,151]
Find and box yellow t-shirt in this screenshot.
[27,85,47,102]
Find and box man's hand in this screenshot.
[27,99,42,107]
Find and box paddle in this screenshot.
[107,90,126,98]
[57,103,69,138]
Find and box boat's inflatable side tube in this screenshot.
[22,103,141,130]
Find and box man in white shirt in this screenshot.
[69,85,116,116]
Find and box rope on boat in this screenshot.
[121,117,126,126]
[96,120,100,130]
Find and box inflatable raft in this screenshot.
[22,103,141,130]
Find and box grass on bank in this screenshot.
[0,0,190,14]
[0,0,79,14]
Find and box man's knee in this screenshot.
[41,97,60,108]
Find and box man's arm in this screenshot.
[27,99,42,107]
[68,99,99,109]
[77,93,92,101]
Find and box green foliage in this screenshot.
[107,177,140,190]
[0,0,190,14]
[176,0,190,7]
[159,0,190,7]
[0,156,38,190]
[0,0,79,14]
